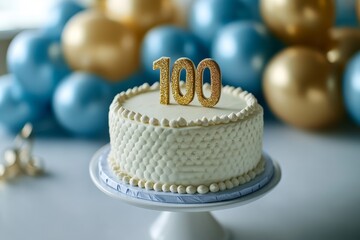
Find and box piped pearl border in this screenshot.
[108,156,265,194]
[110,82,260,128]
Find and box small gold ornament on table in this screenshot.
[153,57,221,107]
[0,123,44,182]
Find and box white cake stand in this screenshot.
[89,146,281,240]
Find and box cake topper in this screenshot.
[153,57,221,107]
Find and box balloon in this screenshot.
[94,0,107,11]
[343,53,360,125]
[189,0,253,48]
[263,47,344,130]
[141,26,208,81]
[260,0,335,49]
[335,0,358,27]
[62,11,139,81]
[105,0,175,39]
[0,75,46,132]
[357,0,360,23]
[241,0,262,22]
[171,0,195,27]
[31,113,66,137]
[212,21,278,96]
[7,30,70,102]
[327,28,360,73]
[43,1,85,38]
[111,71,146,95]
[52,72,113,136]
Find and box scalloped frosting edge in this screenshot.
[108,156,265,194]
[110,81,261,128]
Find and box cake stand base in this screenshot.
[89,145,281,240]
[150,212,229,240]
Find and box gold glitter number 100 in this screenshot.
[153,57,221,107]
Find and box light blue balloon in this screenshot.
[52,72,113,137]
[111,71,147,95]
[189,0,253,48]
[7,30,71,102]
[241,0,262,22]
[141,26,208,81]
[212,21,278,96]
[0,75,46,132]
[335,0,358,27]
[43,0,85,38]
[343,53,360,125]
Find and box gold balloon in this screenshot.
[327,28,360,72]
[357,0,360,22]
[62,11,139,81]
[260,0,335,49]
[171,0,195,27]
[105,0,175,39]
[94,0,107,12]
[263,47,344,130]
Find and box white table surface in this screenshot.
[0,120,359,240]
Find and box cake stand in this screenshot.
[89,145,281,240]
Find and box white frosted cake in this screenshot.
[108,82,264,194]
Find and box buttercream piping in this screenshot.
[108,156,265,195]
[149,117,159,126]
[128,111,135,120]
[114,82,260,128]
[161,118,169,127]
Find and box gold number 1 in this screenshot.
[153,57,170,105]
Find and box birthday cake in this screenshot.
[108,81,264,195]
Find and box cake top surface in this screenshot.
[123,85,247,121]
[111,82,259,128]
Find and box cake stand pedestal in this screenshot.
[89,148,281,240]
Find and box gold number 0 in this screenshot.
[153,57,221,107]
[171,58,196,105]
[196,59,221,107]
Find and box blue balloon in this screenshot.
[43,1,85,38]
[343,53,360,125]
[212,21,278,96]
[241,0,262,22]
[111,71,147,95]
[52,72,113,137]
[7,30,70,102]
[141,26,208,81]
[0,75,47,132]
[31,113,67,137]
[189,0,253,48]
[335,0,358,27]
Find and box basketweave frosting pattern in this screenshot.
[109,105,263,186]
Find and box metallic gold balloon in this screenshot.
[171,0,195,27]
[327,28,360,72]
[95,0,107,12]
[357,0,360,22]
[263,47,344,130]
[105,0,175,39]
[62,11,139,81]
[77,0,106,11]
[260,0,335,49]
